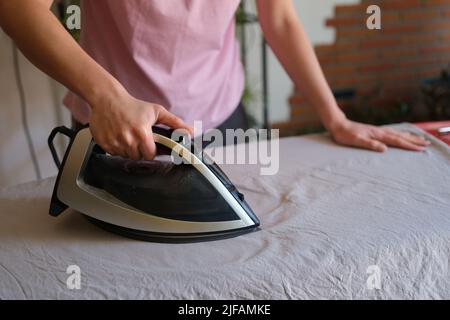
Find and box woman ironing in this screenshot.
[0,0,429,160]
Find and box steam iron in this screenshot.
[47,126,260,242]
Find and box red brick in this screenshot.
[380,47,417,59]
[417,65,449,79]
[361,38,398,49]
[337,27,378,39]
[397,56,446,69]
[333,41,361,51]
[359,63,395,73]
[383,25,419,34]
[355,87,379,97]
[286,0,450,124]
[317,56,336,67]
[421,62,449,73]
[422,21,450,31]
[333,73,378,90]
[383,0,421,9]
[401,33,438,45]
[352,76,380,89]
[314,44,336,57]
[381,70,417,82]
[425,0,450,7]
[335,4,366,16]
[326,17,361,27]
[421,45,450,54]
[401,9,441,20]
[378,12,402,24]
[322,65,357,77]
[440,33,450,42]
[383,85,422,98]
[337,51,378,64]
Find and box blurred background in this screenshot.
[1,0,449,189]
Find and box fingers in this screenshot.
[90,128,121,157]
[385,129,430,147]
[91,103,190,161]
[119,129,157,161]
[138,128,157,160]
[353,135,387,152]
[118,131,142,160]
[155,106,194,135]
[376,129,428,151]
[331,120,431,153]
[94,131,143,160]
[378,133,425,151]
[110,142,141,160]
[125,145,141,161]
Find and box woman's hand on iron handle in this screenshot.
[89,89,193,161]
[0,0,191,160]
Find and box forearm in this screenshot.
[0,0,125,109]
[258,2,346,131]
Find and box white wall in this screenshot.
[0,32,70,189]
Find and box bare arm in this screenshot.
[0,0,191,160]
[256,0,429,152]
[256,0,345,132]
[0,0,117,108]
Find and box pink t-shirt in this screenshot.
[64,0,244,131]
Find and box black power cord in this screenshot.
[12,44,42,181]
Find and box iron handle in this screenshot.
[48,126,74,169]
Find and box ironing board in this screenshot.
[1,123,449,299]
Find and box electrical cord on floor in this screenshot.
[12,44,42,181]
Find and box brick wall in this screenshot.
[273,0,450,136]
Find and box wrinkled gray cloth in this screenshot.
[1,124,449,300]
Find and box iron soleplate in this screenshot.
[83,215,260,243]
